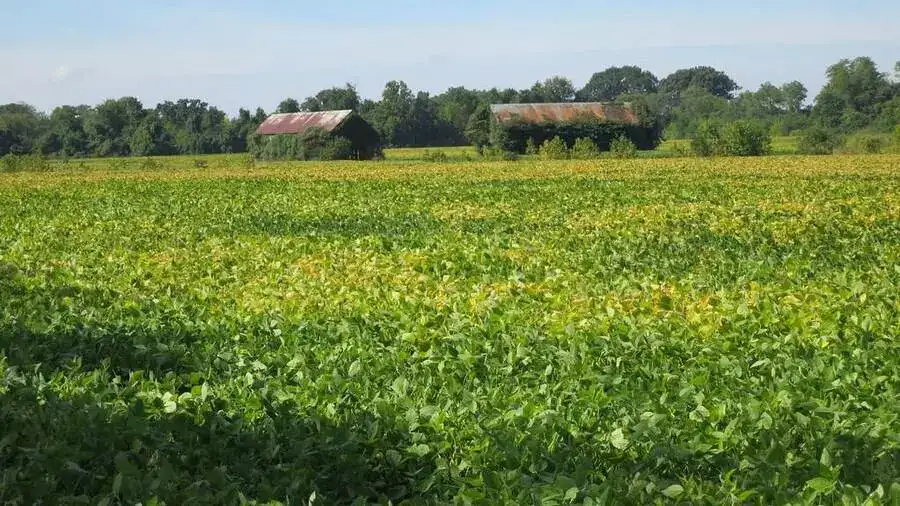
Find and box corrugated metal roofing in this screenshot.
[255,110,353,135]
[490,103,639,126]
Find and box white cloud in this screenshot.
[51,65,71,82]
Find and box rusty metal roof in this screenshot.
[490,103,639,126]
[255,110,354,135]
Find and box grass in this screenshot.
[2,155,900,504]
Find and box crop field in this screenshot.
[2,155,900,504]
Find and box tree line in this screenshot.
[1,57,898,157]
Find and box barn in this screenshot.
[254,110,381,160]
[488,102,660,153]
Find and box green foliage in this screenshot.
[524,137,538,156]
[609,135,638,158]
[2,157,900,503]
[319,137,355,161]
[721,120,773,156]
[692,121,772,156]
[659,66,739,99]
[538,136,568,160]
[421,150,449,162]
[797,127,843,155]
[250,129,358,161]
[571,137,600,159]
[691,121,722,156]
[480,146,519,161]
[843,132,890,154]
[577,66,658,102]
[494,116,661,154]
[0,153,49,172]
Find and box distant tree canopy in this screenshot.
[1,56,897,157]
[301,85,361,113]
[659,66,740,100]
[577,66,659,102]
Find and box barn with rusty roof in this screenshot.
[487,102,660,153]
[254,110,380,160]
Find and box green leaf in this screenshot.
[609,428,628,450]
[806,477,835,493]
[820,448,831,467]
[407,444,431,457]
[163,400,177,413]
[661,484,684,498]
[348,360,361,377]
[564,487,579,502]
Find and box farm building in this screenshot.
[254,110,381,160]
[488,102,660,153]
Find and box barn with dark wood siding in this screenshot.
[255,110,381,160]
[487,102,660,153]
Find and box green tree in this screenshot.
[300,85,361,112]
[521,76,576,103]
[0,103,47,155]
[660,66,739,100]
[45,105,90,156]
[813,57,893,131]
[464,103,492,150]
[577,66,659,102]
[84,97,146,156]
[276,98,301,114]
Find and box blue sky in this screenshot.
[2,0,898,114]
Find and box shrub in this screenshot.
[0,154,50,172]
[844,132,889,154]
[610,136,638,159]
[892,125,900,153]
[797,127,842,155]
[319,137,355,161]
[0,154,21,172]
[481,146,519,161]
[721,121,771,156]
[691,121,721,157]
[524,138,538,156]
[692,121,771,157]
[422,150,449,163]
[571,138,600,159]
[141,158,161,170]
[539,136,568,160]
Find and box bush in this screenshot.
[319,137,354,161]
[691,121,771,157]
[797,127,842,155]
[844,132,889,154]
[571,138,600,159]
[610,136,638,159]
[481,146,519,161]
[721,121,771,156]
[893,125,900,153]
[141,157,161,170]
[0,154,50,172]
[539,136,569,160]
[524,138,538,156]
[422,150,449,163]
[691,122,721,157]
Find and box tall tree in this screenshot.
[0,103,47,155]
[275,98,301,114]
[813,57,893,130]
[577,66,658,102]
[521,76,576,103]
[659,66,739,100]
[300,85,361,112]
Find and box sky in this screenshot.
[1,0,898,115]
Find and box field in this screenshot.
[2,155,900,504]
